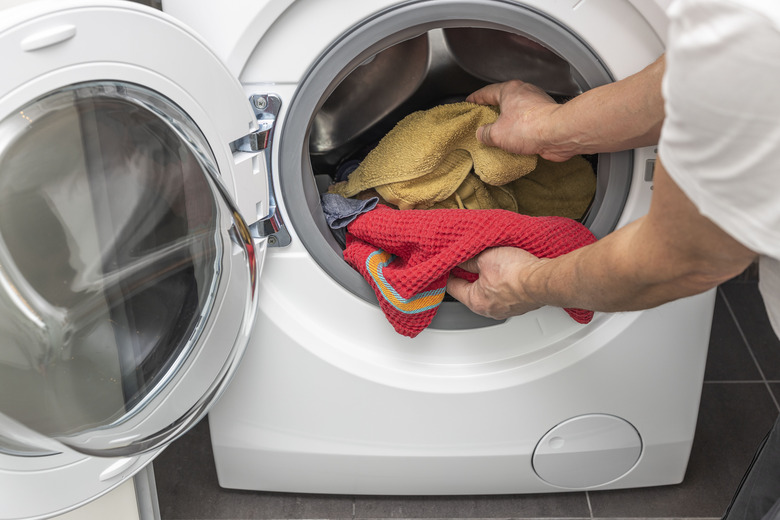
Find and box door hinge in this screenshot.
[237,94,290,247]
[236,94,281,153]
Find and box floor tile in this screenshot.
[720,282,780,381]
[704,289,762,381]
[588,383,777,518]
[154,420,355,519]
[353,493,590,518]
[771,383,780,408]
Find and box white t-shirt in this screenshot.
[659,0,780,337]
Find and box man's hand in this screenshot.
[466,80,574,162]
[467,55,668,161]
[446,247,547,320]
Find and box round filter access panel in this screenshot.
[532,414,642,489]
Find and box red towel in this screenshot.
[344,205,596,337]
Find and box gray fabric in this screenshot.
[762,499,780,520]
[724,415,780,520]
[321,193,378,229]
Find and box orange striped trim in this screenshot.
[365,249,445,314]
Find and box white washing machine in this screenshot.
[0,0,715,518]
[166,0,714,496]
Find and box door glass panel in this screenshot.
[0,82,222,454]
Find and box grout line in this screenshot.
[719,286,780,412]
[585,490,594,519]
[704,380,780,384]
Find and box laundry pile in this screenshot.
[328,101,596,218]
[323,102,598,337]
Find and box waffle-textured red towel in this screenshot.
[344,205,597,337]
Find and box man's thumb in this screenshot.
[476,124,495,147]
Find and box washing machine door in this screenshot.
[0,1,269,518]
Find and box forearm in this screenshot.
[453,78,757,320]
[540,55,666,159]
[519,159,756,313]
[521,220,720,312]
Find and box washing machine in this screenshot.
[164,0,715,495]
[0,0,715,518]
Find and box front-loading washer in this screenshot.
[0,0,715,517]
[164,0,717,495]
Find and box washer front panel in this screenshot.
[230,0,669,382]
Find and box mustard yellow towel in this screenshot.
[425,156,596,219]
[507,156,597,219]
[329,102,538,210]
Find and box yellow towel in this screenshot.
[329,102,597,219]
[329,102,538,210]
[422,156,596,219]
[427,173,519,211]
[507,156,597,219]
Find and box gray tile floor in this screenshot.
[154,277,780,519]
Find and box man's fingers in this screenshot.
[466,83,501,105]
[447,255,481,304]
[456,256,481,274]
[445,275,472,304]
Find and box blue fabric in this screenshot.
[335,159,362,183]
[321,193,378,229]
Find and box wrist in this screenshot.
[511,256,553,309]
[528,104,581,162]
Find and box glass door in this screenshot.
[0,80,257,458]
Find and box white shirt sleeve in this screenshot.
[659,0,780,258]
